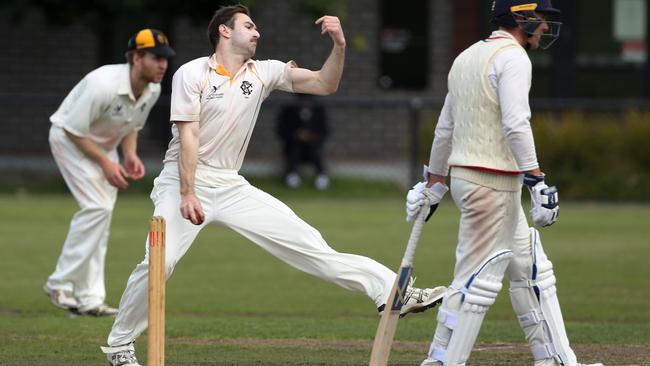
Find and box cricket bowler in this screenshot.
[100,5,445,365]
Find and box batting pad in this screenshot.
[510,228,577,365]
[432,249,513,365]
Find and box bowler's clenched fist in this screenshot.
[315,16,346,47]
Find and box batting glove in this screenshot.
[524,174,559,227]
[406,181,449,222]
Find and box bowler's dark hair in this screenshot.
[207,4,251,50]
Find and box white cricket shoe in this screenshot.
[420,359,442,366]
[43,284,79,310]
[379,284,446,317]
[73,304,118,317]
[401,285,446,316]
[101,342,141,366]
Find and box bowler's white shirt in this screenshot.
[165,54,294,171]
[50,64,160,150]
[429,30,539,175]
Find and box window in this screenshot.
[379,1,429,89]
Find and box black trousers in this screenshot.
[283,142,325,176]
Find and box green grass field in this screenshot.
[1,180,649,365]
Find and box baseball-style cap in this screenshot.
[127,28,176,58]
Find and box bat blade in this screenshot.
[369,265,413,366]
[369,205,429,366]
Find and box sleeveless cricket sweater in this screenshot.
[447,36,523,190]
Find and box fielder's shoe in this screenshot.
[73,304,118,317]
[378,284,446,317]
[101,342,141,366]
[43,284,79,310]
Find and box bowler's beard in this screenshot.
[233,39,257,59]
[243,44,256,59]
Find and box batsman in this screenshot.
[406,1,603,365]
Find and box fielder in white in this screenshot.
[44,29,175,316]
[101,5,445,365]
[406,1,603,365]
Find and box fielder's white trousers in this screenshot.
[45,125,118,310]
[108,163,395,345]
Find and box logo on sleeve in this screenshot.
[205,85,224,100]
[240,81,253,96]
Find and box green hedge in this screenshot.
[421,110,650,201]
[533,110,650,201]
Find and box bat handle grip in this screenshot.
[401,208,427,267]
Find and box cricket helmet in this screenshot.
[491,0,562,49]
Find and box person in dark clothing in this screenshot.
[276,94,330,190]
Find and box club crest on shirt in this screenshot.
[240,80,253,96]
[205,85,224,100]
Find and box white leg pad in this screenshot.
[425,305,458,362]
[426,249,513,366]
[510,228,577,366]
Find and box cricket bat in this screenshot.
[368,205,429,366]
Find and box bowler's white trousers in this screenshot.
[45,125,118,310]
[108,162,395,345]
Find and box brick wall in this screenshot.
[0,10,98,155]
[0,1,454,166]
